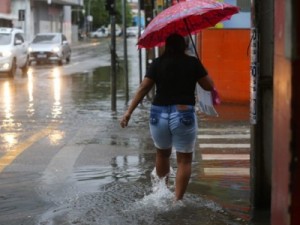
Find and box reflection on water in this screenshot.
[69,66,120,111]
[0,66,67,152]
[48,130,65,145]
[1,81,19,150]
[51,68,62,120]
[3,82,13,122]
[193,142,251,221]
[27,69,35,117]
[0,62,142,152]
[37,154,248,225]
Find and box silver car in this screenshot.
[0,27,29,77]
[28,33,71,65]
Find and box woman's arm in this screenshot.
[197,75,214,91]
[120,77,155,128]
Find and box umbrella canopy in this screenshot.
[137,0,239,49]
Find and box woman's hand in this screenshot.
[119,77,154,128]
[120,112,131,128]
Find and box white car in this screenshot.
[0,27,29,77]
[89,27,108,38]
[107,24,122,37]
[126,26,144,37]
[28,33,71,66]
[126,26,138,37]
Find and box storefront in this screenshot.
[0,13,16,28]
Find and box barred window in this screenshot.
[236,0,251,12]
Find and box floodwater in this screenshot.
[0,38,254,225]
[38,166,248,225]
[36,71,250,224]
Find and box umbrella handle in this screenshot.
[175,0,201,61]
[183,18,201,61]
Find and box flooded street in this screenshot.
[0,38,252,225]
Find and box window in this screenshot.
[14,33,24,45]
[0,33,11,45]
[236,0,251,12]
[32,34,60,44]
[62,35,67,42]
[15,33,24,42]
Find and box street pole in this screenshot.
[250,0,273,217]
[138,0,142,84]
[105,0,117,111]
[110,11,117,111]
[122,0,129,103]
[144,0,155,100]
[88,0,92,34]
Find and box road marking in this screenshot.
[198,134,250,139]
[37,127,99,203]
[202,154,250,160]
[0,125,55,173]
[199,128,250,133]
[203,168,250,176]
[41,145,83,185]
[199,143,251,148]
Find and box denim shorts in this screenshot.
[149,104,197,153]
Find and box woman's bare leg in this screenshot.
[175,152,193,200]
[156,148,172,178]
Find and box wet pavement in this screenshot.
[0,38,264,225]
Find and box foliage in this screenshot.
[86,0,133,30]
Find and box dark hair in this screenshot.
[164,33,186,56]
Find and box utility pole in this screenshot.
[250,0,273,218]
[144,0,155,73]
[106,0,117,111]
[87,0,93,34]
[138,0,143,84]
[122,0,129,103]
[144,0,155,100]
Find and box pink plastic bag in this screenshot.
[212,87,221,105]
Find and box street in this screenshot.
[0,38,252,225]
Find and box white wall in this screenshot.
[11,0,33,41]
[223,0,251,28]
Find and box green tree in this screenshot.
[86,0,133,30]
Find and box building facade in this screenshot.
[0,0,83,43]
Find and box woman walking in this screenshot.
[120,33,214,201]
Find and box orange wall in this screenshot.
[198,29,251,103]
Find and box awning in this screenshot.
[0,13,18,21]
[41,0,83,6]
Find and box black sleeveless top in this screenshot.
[145,54,207,106]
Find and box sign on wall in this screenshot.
[250,27,259,124]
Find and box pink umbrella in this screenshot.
[137,0,239,49]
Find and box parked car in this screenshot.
[107,24,122,37]
[0,27,29,77]
[28,33,71,66]
[126,26,144,37]
[89,27,108,38]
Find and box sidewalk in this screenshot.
[71,38,101,50]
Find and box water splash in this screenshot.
[132,167,185,212]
